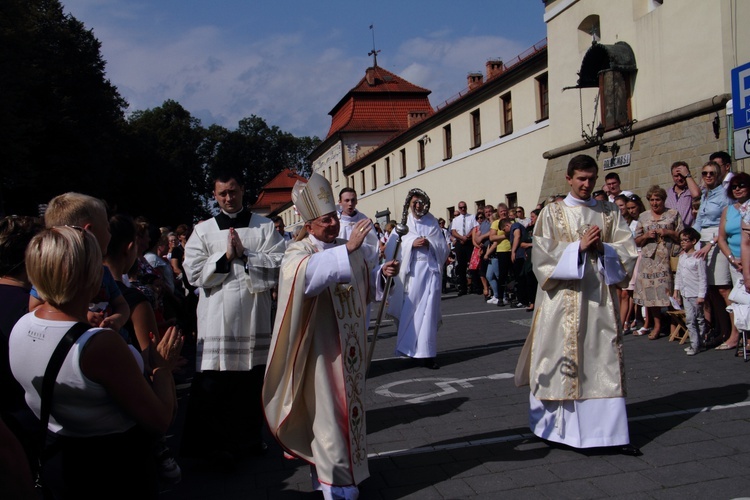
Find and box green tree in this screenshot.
[121,100,207,225]
[209,116,319,205]
[0,0,127,215]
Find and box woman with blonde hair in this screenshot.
[9,226,182,498]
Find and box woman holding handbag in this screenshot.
[9,226,182,499]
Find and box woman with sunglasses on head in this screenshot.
[715,172,750,352]
[692,161,732,348]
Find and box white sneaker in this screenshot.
[685,347,697,356]
[487,297,499,305]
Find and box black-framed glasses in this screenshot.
[458,205,467,210]
[701,171,717,177]
[731,183,747,190]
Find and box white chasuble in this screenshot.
[264,238,373,486]
[514,197,637,448]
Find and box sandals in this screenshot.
[633,327,651,336]
[648,331,660,340]
[715,343,738,351]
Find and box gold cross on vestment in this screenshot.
[317,187,332,204]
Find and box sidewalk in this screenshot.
[162,293,750,499]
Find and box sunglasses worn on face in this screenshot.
[732,183,747,190]
[702,171,717,177]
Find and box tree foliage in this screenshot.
[0,0,126,215]
[0,0,320,224]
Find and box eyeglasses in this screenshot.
[458,205,467,209]
[731,183,747,190]
[477,216,485,220]
[701,171,717,177]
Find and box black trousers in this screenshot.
[455,241,474,293]
[180,366,265,457]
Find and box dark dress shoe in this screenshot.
[618,444,642,456]
[423,358,440,370]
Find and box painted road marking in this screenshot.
[374,373,514,404]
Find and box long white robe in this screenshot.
[386,212,449,358]
[339,211,379,268]
[264,236,383,487]
[515,194,637,448]
[184,212,285,371]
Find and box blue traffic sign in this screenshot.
[732,61,750,130]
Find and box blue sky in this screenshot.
[62,0,547,138]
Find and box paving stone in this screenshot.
[588,471,660,496]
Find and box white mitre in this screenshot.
[291,173,337,222]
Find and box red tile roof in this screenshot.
[326,66,434,138]
[250,168,306,213]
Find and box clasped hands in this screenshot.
[225,227,246,261]
[579,225,604,254]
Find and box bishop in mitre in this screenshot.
[263,173,398,500]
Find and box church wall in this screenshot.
[544,0,736,152]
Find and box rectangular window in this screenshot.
[537,73,549,121]
[506,192,517,210]
[384,157,391,185]
[400,149,407,178]
[349,175,355,191]
[335,162,339,181]
[501,94,513,135]
[418,140,426,171]
[471,110,481,148]
[328,166,332,182]
[443,124,452,160]
[371,164,377,190]
[360,171,366,195]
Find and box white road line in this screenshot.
[367,401,750,458]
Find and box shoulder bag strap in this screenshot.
[38,322,92,444]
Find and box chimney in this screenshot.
[407,111,428,128]
[486,59,504,79]
[366,67,376,86]
[467,72,483,91]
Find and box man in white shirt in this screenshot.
[449,201,478,296]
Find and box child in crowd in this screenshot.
[29,193,130,334]
[673,227,708,356]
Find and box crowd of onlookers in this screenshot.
[0,193,197,498]
[0,150,745,497]
[437,151,749,360]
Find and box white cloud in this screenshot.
[63,1,542,137]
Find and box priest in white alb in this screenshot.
[386,189,449,369]
[263,173,399,500]
[515,155,640,455]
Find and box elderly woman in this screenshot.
[716,172,750,351]
[9,226,182,498]
[634,185,683,339]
